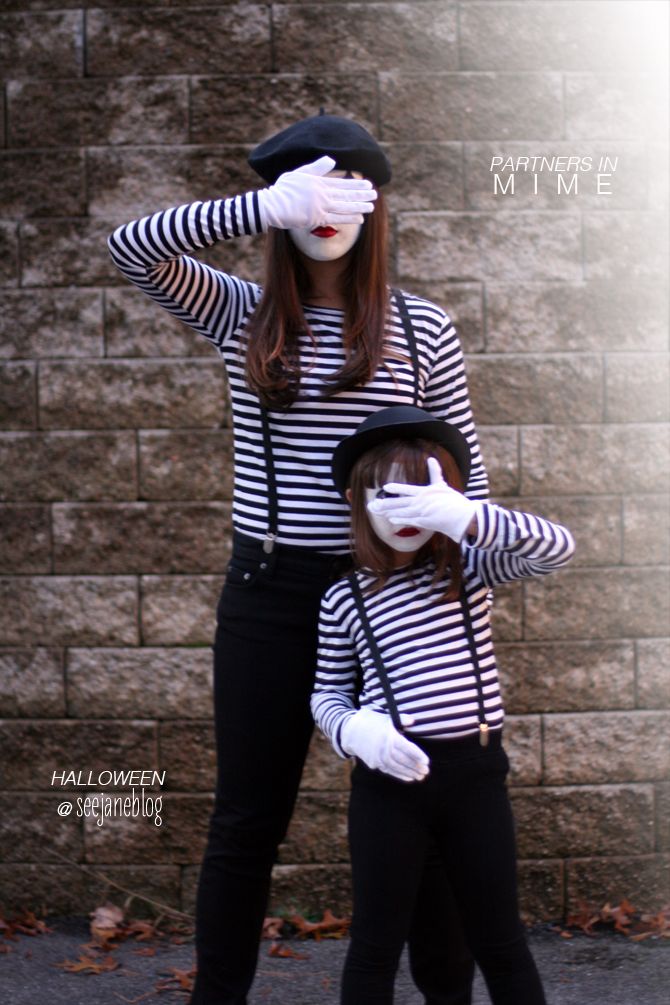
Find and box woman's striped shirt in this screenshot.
[312,503,575,748]
[108,195,488,553]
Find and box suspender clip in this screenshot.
[479,722,490,747]
[263,532,277,554]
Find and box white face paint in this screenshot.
[364,464,434,556]
[289,169,363,263]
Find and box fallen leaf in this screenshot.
[55,953,119,974]
[268,941,308,959]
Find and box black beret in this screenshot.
[331,406,472,498]
[248,113,392,187]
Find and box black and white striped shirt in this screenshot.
[109,196,488,552]
[312,503,575,749]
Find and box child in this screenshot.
[311,405,575,1005]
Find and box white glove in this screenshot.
[368,456,480,544]
[256,155,377,231]
[340,707,430,783]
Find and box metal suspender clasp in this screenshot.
[479,722,490,747]
[262,532,277,555]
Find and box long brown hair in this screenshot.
[244,190,389,409]
[348,438,465,601]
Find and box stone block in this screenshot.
[477,426,519,496]
[20,218,120,287]
[7,77,189,147]
[397,282,483,353]
[520,424,670,495]
[139,430,234,500]
[274,2,458,73]
[584,212,668,280]
[524,567,669,641]
[0,576,138,646]
[504,715,542,786]
[657,783,670,852]
[465,141,647,211]
[52,502,232,574]
[459,1,656,72]
[86,6,271,76]
[486,279,669,353]
[0,431,137,502]
[510,784,655,858]
[497,641,635,714]
[0,720,156,790]
[543,711,670,784]
[517,859,564,924]
[104,288,213,358]
[84,793,210,865]
[300,729,352,792]
[397,213,581,283]
[0,864,181,917]
[0,648,65,717]
[0,290,104,359]
[0,222,19,287]
[190,72,377,145]
[0,794,82,862]
[606,354,670,423]
[0,362,36,428]
[159,721,216,792]
[566,73,666,141]
[140,575,220,645]
[381,72,563,141]
[490,581,523,642]
[385,143,464,212]
[496,495,622,567]
[87,145,261,219]
[0,505,50,573]
[468,354,603,425]
[566,855,670,914]
[279,791,349,865]
[623,495,670,566]
[269,863,352,917]
[39,360,228,429]
[637,639,670,708]
[0,11,82,78]
[67,648,213,719]
[0,151,85,218]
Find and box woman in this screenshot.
[108,113,488,1005]
[312,406,575,1003]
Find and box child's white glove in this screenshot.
[340,707,430,783]
[368,456,481,544]
[256,156,377,231]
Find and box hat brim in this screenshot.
[332,417,471,498]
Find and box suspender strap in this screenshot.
[391,287,421,407]
[459,584,490,746]
[347,572,491,746]
[347,573,405,734]
[259,405,278,553]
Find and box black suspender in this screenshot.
[258,289,421,553]
[347,573,490,746]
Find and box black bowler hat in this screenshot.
[248,113,392,187]
[332,406,472,498]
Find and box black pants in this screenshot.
[189,533,474,1005]
[342,734,547,1005]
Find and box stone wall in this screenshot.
[1,1,668,923]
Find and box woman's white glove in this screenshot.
[256,156,377,231]
[340,707,430,783]
[368,456,481,544]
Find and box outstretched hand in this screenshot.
[257,156,378,231]
[367,456,480,544]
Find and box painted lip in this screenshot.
[310,226,339,238]
[395,527,421,538]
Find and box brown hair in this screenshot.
[348,438,465,601]
[244,190,389,409]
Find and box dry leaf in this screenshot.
[268,941,308,959]
[55,953,119,974]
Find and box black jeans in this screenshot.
[342,734,547,1005]
[189,533,474,1005]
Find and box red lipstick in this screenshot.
[396,527,421,537]
[311,226,338,238]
